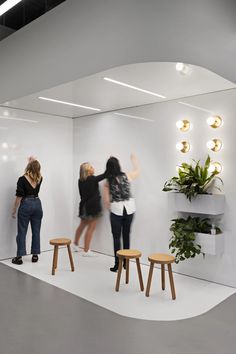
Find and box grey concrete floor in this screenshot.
[0,262,235,354]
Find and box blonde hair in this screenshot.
[80,162,93,181]
[25,160,42,184]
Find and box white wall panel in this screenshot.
[73,88,236,287]
[0,108,73,259]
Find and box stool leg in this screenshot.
[145,262,154,297]
[168,263,176,300]
[136,258,144,291]
[115,258,123,292]
[125,258,129,284]
[52,245,58,275]
[161,264,165,290]
[67,244,75,272]
[55,245,58,270]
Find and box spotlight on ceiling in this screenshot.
[176,63,192,75]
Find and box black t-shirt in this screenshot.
[79,173,106,216]
[16,175,42,197]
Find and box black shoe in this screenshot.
[110,264,119,272]
[32,255,39,263]
[12,256,23,265]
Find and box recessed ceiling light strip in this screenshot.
[178,101,214,114]
[104,77,166,99]
[114,112,154,122]
[0,116,38,123]
[0,0,22,16]
[38,97,101,112]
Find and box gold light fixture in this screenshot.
[176,119,190,132]
[206,139,222,152]
[176,141,191,153]
[209,162,222,174]
[207,115,223,128]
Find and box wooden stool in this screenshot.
[49,238,75,275]
[115,249,144,292]
[146,253,176,300]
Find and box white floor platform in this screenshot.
[1,249,235,321]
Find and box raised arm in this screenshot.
[94,173,107,183]
[127,154,140,181]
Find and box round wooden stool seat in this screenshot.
[146,253,176,300]
[49,238,71,246]
[117,249,142,259]
[49,238,74,275]
[148,253,175,264]
[115,249,144,292]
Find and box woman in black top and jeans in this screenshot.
[11,158,43,265]
[72,162,106,256]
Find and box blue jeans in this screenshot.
[16,198,43,256]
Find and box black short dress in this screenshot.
[78,173,106,220]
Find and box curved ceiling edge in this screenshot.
[0,0,236,103]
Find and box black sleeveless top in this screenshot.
[108,174,131,202]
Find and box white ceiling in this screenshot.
[1,62,235,119]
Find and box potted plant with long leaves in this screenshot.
[163,155,223,201]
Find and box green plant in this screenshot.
[169,216,222,263]
[163,155,223,201]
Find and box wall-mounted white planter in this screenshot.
[195,233,224,255]
[168,193,225,215]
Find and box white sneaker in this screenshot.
[82,250,98,257]
[71,244,82,252]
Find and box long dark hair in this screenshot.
[106,157,124,181]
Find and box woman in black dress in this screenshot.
[72,162,106,256]
[11,158,43,265]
